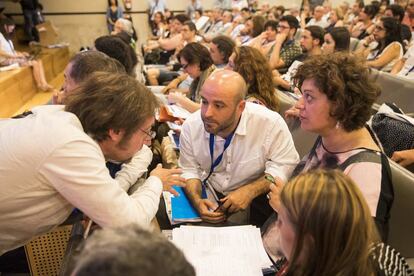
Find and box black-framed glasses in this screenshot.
[277,25,290,30]
[181,63,189,70]
[140,128,156,139]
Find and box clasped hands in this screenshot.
[194,185,255,224]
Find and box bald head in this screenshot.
[200,70,247,137]
[203,69,247,103]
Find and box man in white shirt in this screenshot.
[179,70,299,225]
[306,6,330,28]
[0,72,185,255]
[203,8,224,42]
[54,50,155,189]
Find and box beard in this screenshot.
[201,110,239,137]
[300,45,309,53]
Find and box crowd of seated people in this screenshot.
[2,0,414,274]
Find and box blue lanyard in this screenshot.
[201,132,235,197]
[209,132,234,174]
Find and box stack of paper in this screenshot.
[172,225,274,276]
[165,104,192,120]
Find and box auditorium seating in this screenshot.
[388,159,414,259]
[370,69,414,114]
[0,47,69,118]
[276,89,317,158]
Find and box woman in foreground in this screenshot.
[268,169,412,276]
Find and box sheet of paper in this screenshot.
[148,86,168,105]
[166,121,182,131]
[172,225,273,276]
[165,104,191,119]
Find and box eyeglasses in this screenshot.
[277,25,290,30]
[181,63,189,70]
[374,25,385,31]
[140,128,156,139]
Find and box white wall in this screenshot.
[3,0,311,53]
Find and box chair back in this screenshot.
[388,160,414,258]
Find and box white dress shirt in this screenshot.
[306,17,330,28]
[179,103,299,194]
[0,105,162,254]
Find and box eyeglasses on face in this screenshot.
[277,25,290,30]
[181,63,190,70]
[139,128,156,139]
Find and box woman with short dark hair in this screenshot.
[166,43,215,113]
[272,52,393,243]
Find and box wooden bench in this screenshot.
[0,47,70,118]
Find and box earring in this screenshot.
[335,121,340,129]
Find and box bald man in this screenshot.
[179,70,299,225]
[306,6,329,28]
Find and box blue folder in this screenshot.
[171,186,202,222]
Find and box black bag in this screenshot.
[369,103,414,157]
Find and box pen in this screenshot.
[214,200,226,212]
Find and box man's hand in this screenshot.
[195,198,226,223]
[267,182,284,213]
[167,91,185,105]
[150,164,186,196]
[52,89,65,104]
[285,93,303,120]
[161,81,179,94]
[220,185,254,213]
[391,149,414,167]
[284,106,300,120]
[275,32,288,45]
